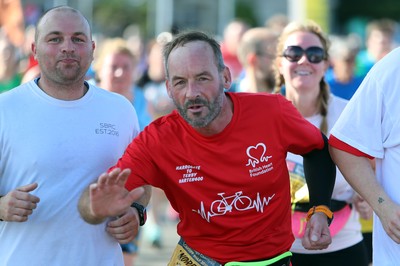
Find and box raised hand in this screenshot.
[78,168,144,224]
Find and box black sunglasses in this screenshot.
[282,46,326,64]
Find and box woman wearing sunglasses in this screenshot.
[274,20,370,266]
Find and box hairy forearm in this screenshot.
[135,185,152,207]
[329,146,392,215]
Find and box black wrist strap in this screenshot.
[131,202,146,226]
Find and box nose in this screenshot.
[61,39,75,53]
[114,68,123,78]
[185,80,201,99]
[297,53,309,64]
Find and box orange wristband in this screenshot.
[306,205,334,226]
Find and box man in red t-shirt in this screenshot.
[79,30,336,265]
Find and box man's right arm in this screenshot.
[78,168,145,224]
[329,145,400,244]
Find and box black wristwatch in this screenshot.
[131,202,147,226]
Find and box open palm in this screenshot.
[89,168,144,219]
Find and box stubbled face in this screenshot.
[166,41,229,128]
[99,52,135,94]
[33,9,94,85]
[278,31,328,94]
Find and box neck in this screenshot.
[118,90,133,102]
[286,87,319,117]
[37,77,88,100]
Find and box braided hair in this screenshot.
[273,20,331,134]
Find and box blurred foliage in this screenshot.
[92,0,259,38]
[235,1,258,27]
[25,0,398,39]
[93,0,147,37]
[336,0,400,27]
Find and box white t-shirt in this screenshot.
[0,80,139,266]
[290,95,363,253]
[331,47,400,265]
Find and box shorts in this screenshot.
[121,233,140,254]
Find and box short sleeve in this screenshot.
[330,74,385,158]
[277,95,324,155]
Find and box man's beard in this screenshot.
[174,84,224,128]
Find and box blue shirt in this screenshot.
[325,68,365,100]
[132,86,152,131]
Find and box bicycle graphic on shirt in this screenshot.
[210,191,252,215]
[193,191,276,222]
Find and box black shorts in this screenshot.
[291,241,369,266]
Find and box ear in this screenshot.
[223,67,232,89]
[92,41,96,61]
[32,42,37,60]
[248,53,257,66]
[165,80,172,98]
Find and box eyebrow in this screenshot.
[171,71,211,81]
[170,75,184,83]
[46,31,88,38]
[196,71,211,76]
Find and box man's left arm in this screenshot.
[301,132,336,250]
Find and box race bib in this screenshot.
[168,238,221,266]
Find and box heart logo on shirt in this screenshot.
[246,143,272,167]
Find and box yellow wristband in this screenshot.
[306,205,334,226]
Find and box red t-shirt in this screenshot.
[115,92,323,263]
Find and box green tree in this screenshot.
[93,0,147,37]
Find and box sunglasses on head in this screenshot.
[282,46,326,64]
